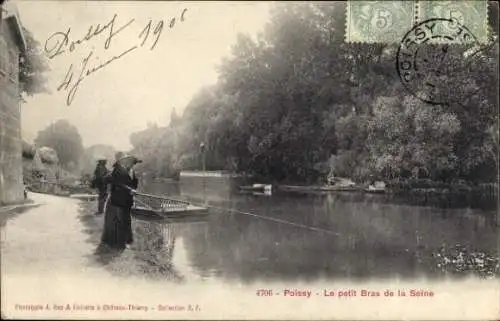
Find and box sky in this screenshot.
[15,0,270,150]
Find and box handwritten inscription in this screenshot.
[45,8,188,106]
[57,46,138,105]
[44,14,135,59]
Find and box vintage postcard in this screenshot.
[1,0,499,320]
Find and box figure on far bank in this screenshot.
[100,153,142,250]
[91,157,109,215]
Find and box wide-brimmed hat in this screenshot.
[117,153,142,164]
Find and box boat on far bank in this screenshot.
[318,185,360,192]
[365,181,387,194]
[321,177,359,192]
[239,184,273,194]
[278,177,386,194]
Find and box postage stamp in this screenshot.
[345,1,416,43]
[396,18,481,105]
[417,0,489,44]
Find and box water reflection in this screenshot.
[173,192,498,282]
[87,181,498,282]
[132,220,182,278]
[91,218,185,282]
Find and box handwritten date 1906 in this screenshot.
[55,8,188,106]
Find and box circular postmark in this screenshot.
[396,18,481,105]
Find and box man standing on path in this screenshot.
[102,152,125,214]
[91,158,109,215]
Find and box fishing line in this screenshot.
[205,203,342,237]
[134,192,341,236]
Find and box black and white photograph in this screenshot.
[0,0,499,319]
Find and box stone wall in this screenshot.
[0,17,22,205]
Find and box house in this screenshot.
[0,1,28,205]
[179,171,244,202]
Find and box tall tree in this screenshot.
[129,2,498,185]
[34,120,84,171]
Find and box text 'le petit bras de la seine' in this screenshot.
[256,289,435,298]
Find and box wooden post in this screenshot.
[496,183,500,227]
[200,142,207,205]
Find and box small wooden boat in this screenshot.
[132,204,209,217]
[278,185,317,192]
[365,181,387,194]
[250,191,272,196]
[365,187,386,194]
[240,184,272,193]
[131,192,209,219]
[319,185,359,192]
[132,212,209,223]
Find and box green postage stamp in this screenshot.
[346,1,417,43]
[346,0,489,44]
[418,1,489,43]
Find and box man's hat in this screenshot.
[115,151,125,161]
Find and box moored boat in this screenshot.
[132,204,209,218]
[239,184,272,193]
[319,185,360,192]
[131,192,209,219]
[365,181,387,194]
[322,177,359,192]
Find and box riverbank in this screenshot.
[2,192,499,320]
[277,182,498,196]
[278,185,360,192]
[276,181,498,213]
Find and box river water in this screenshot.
[100,180,498,283]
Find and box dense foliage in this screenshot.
[130,2,499,185]
[19,26,50,96]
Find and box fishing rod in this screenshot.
[116,182,190,206]
[131,189,342,237]
[105,183,342,236]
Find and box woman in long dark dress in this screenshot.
[101,154,141,250]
